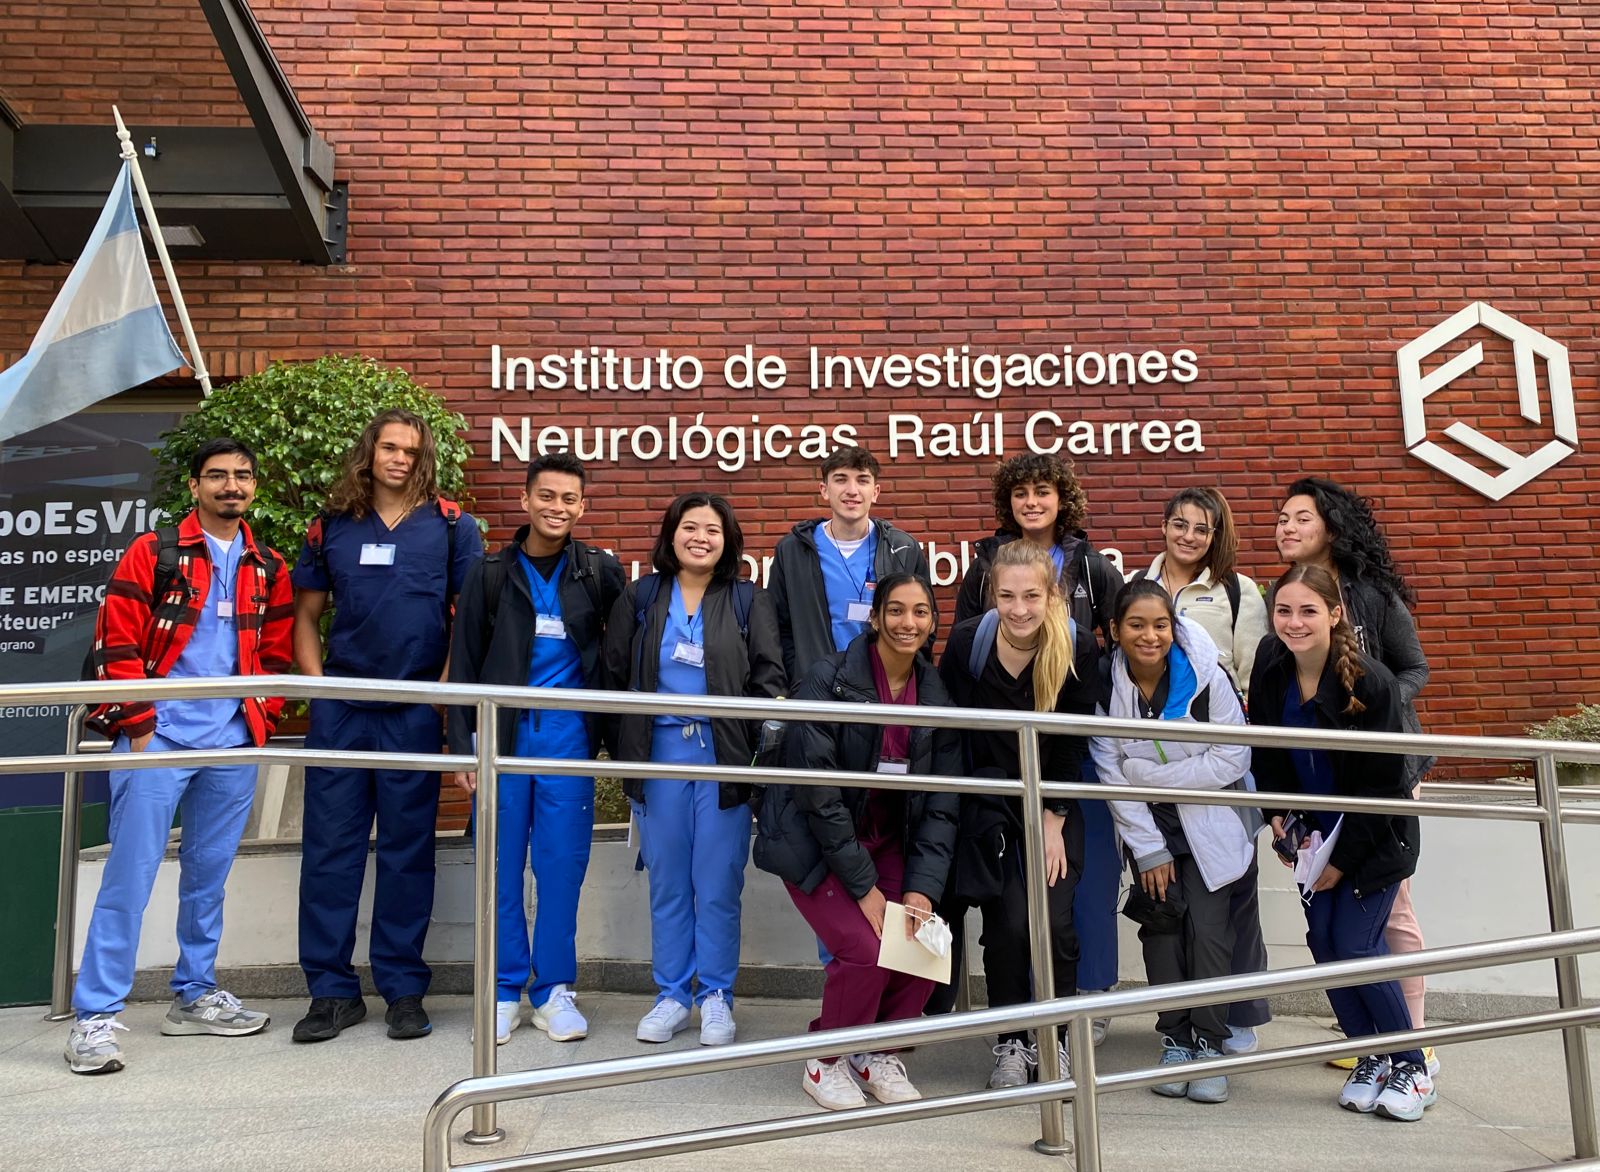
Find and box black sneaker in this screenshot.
[292,996,367,1043]
[385,995,432,1040]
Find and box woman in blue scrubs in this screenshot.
[603,493,785,1047]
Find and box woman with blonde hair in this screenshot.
[931,540,1099,1089]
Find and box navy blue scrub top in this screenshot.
[1283,682,1341,836]
[292,502,483,685]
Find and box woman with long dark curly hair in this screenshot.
[1274,476,1434,1074]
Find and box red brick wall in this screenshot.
[3,1,1598,780]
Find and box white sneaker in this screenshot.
[495,1000,521,1046]
[989,1038,1038,1088]
[1338,1055,1391,1113]
[849,1052,921,1103]
[1223,1025,1259,1055]
[804,1057,867,1111]
[636,998,691,1043]
[698,990,736,1046]
[1374,1061,1437,1122]
[532,986,588,1042]
[64,1015,127,1075]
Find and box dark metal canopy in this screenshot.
[0,0,345,265]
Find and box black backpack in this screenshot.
[476,542,604,635]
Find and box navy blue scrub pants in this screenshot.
[1303,879,1426,1067]
[1073,759,1121,992]
[299,698,442,1002]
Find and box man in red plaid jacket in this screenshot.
[66,437,294,1076]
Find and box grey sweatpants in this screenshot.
[1141,855,1264,1050]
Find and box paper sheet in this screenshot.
[877,902,952,983]
[1298,815,1344,895]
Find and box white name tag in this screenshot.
[671,640,705,666]
[535,614,565,639]
[216,601,234,619]
[360,543,396,566]
[877,759,910,774]
[846,600,873,623]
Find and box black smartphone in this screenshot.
[1273,814,1309,864]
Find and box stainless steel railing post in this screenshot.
[1534,751,1599,1159]
[1067,1013,1100,1172]
[464,699,505,1146]
[46,704,90,1021]
[1018,722,1071,1156]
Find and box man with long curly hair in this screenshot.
[288,408,483,1045]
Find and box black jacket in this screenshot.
[602,575,786,809]
[938,613,1104,819]
[769,517,930,689]
[954,531,1123,648]
[1247,637,1420,898]
[753,636,962,899]
[447,530,626,756]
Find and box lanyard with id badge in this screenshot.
[672,604,706,667]
[524,551,569,641]
[842,527,878,624]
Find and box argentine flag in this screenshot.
[0,161,187,442]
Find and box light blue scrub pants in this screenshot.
[73,733,257,1016]
[496,770,594,1006]
[636,720,750,1010]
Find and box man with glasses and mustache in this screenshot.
[67,438,294,1075]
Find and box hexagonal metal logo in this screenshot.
[1396,302,1578,501]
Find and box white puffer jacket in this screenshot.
[1090,617,1255,893]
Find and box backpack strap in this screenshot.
[437,497,462,590]
[1223,571,1241,628]
[304,509,333,578]
[632,573,663,683]
[480,551,509,634]
[150,526,184,611]
[968,609,1001,679]
[731,579,754,640]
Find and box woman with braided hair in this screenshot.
[1248,565,1433,1122]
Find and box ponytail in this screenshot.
[990,541,1077,712]
[1274,563,1366,715]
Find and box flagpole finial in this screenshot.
[112,106,135,161]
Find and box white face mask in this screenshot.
[1293,830,1325,891]
[912,911,953,959]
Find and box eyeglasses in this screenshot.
[1164,518,1212,539]
[199,470,256,486]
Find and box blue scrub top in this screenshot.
[1283,683,1340,835]
[292,503,482,683]
[515,550,588,756]
[817,523,876,654]
[158,530,250,749]
[653,579,711,729]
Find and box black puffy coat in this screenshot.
[753,636,962,900]
[1248,638,1420,899]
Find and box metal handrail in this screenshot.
[419,926,1600,1172]
[22,673,1600,1168]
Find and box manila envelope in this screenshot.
[876,901,953,984]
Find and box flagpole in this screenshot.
[112,106,213,395]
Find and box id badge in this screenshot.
[535,614,565,639]
[216,601,235,619]
[360,543,396,566]
[877,758,910,774]
[671,640,705,667]
[846,600,873,623]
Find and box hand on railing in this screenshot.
[452,771,477,795]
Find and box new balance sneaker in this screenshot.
[1186,1039,1229,1104]
[385,995,431,1040]
[159,988,269,1037]
[532,986,587,1042]
[292,996,368,1043]
[804,1057,867,1111]
[636,998,691,1043]
[1153,1036,1195,1098]
[64,1015,127,1075]
[1374,1061,1437,1122]
[1223,1025,1259,1055]
[849,1052,921,1103]
[494,1000,522,1045]
[988,1038,1038,1089]
[698,989,736,1046]
[1337,1055,1391,1113]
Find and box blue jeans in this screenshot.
[74,733,257,1016]
[1304,879,1426,1066]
